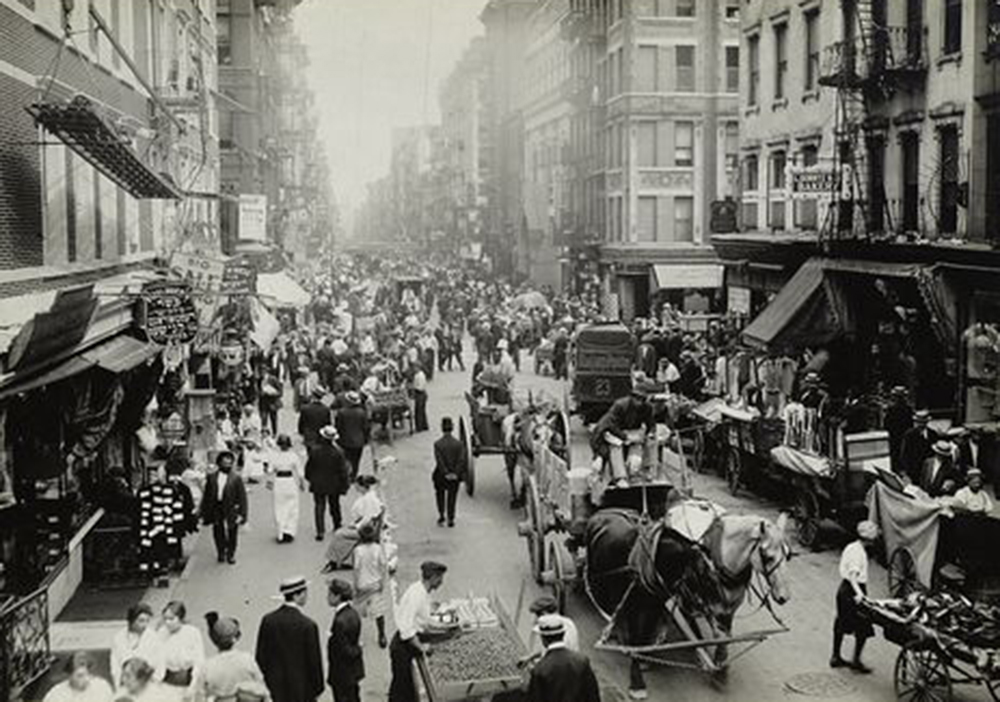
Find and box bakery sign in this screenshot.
[788,164,837,200]
[140,280,199,345]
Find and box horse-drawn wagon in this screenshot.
[518,431,791,696]
[568,323,635,424]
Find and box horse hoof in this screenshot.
[628,690,648,700]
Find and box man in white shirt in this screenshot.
[388,561,447,702]
[527,596,579,656]
[952,468,995,514]
[831,520,877,673]
[412,367,429,433]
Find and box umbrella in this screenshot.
[512,291,548,310]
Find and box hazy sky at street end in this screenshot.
[296,0,487,219]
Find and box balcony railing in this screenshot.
[819,26,928,90]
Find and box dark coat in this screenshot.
[327,604,364,688]
[433,434,466,484]
[900,426,935,483]
[256,604,325,702]
[201,471,247,526]
[335,406,371,450]
[527,647,600,702]
[305,441,350,495]
[920,456,961,497]
[590,396,653,456]
[299,401,332,444]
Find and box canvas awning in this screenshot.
[257,272,310,308]
[741,259,827,350]
[651,263,724,290]
[0,335,159,400]
[27,97,181,200]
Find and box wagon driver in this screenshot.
[590,380,656,487]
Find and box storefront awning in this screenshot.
[651,264,724,290]
[257,272,310,308]
[742,259,826,349]
[0,335,159,400]
[27,97,181,200]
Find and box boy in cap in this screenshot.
[527,614,600,702]
[831,521,878,673]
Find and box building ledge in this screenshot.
[0,254,157,289]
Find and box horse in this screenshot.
[500,395,568,508]
[584,507,791,696]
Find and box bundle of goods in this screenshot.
[425,626,523,684]
[872,591,1000,649]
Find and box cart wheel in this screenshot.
[525,475,545,583]
[986,677,1000,702]
[894,644,953,702]
[888,548,921,599]
[459,418,475,498]
[725,448,742,496]
[549,540,567,615]
[792,488,821,551]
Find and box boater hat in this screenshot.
[932,440,953,456]
[278,576,309,597]
[534,614,565,637]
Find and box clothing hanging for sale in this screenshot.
[137,482,186,574]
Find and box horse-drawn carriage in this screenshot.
[367,362,413,442]
[568,323,635,424]
[518,429,791,694]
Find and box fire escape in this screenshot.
[818,0,927,243]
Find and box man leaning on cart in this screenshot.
[388,560,448,702]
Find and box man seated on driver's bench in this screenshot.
[590,380,656,488]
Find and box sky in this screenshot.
[295,0,488,221]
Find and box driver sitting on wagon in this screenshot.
[590,379,657,488]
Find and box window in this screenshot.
[769,150,787,231]
[744,153,759,191]
[774,23,787,100]
[675,0,695,18]
[748,35,760,106]
[636,46,657,92]
[867,137,887,233]
[725,46,739,93]
[638,197,657,242]
[943,0,962,55]
[725,0,739,21]
[676,46,695,92]
[637,122,658,167]
[675,196,694,241]
[804,10,820,91]
[901,132,920,231]
[939,125,960,234]
[675,121,694,167]
[65,149,76,263]
[725,122,739,169]
[987,114,1000,241]
[796,145,820,229]
[771,150,787,189]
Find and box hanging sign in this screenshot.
[140,280,199,345]
[221,257,258,295]
[170,251,225,292]
[238,194,268,242]
[789,165,837,200]
[710,199,739,234]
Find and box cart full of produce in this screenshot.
[415,593,527,701]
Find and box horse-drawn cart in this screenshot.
[519,434,792,694]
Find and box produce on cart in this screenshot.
[414,594,527,701]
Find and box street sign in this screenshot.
[140,280,199,345]
[238,194,267,242]
[221,257,258,295]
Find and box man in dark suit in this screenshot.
[900,410,935,484]
[527,615,600,702]
[326,578,364,702]
[201,451,247,564]
[433,417,466,527]
[256,576,324,702]
[335,391,371,482]
[306,426,350,540]
[921,441,961,497]
[299,389,332,448]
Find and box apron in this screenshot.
[272,473,300,538]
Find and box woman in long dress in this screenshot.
[323,474,385,570]
[156,601,204,702]
[268,434,303,543]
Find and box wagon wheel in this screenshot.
[792,487,821,551]
[987,677,1000,702]
[525,475,545,583]
[894,644,953,702]
[888,548,921,599]
[549,540,567,615]
[459,417,475,497]
[725,447,742,496]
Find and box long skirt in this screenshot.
[355,584,389,618]
[325,526,360,566]
[272,476,300,539]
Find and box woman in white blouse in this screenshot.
[110,604,163,690]
[157,601,205,701]
[42,652,114,702]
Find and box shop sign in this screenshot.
[221,257,258,295]
[728,286,751,316]
[789,165,837,199]
[141,281,199,345]
[710,199,739,234]
[170,251,225,293]
[238,194,268,242]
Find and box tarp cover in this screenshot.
[867,481,943,589]
[770,445,836,478]
[257,272,310,308]
[742,259,827,350]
